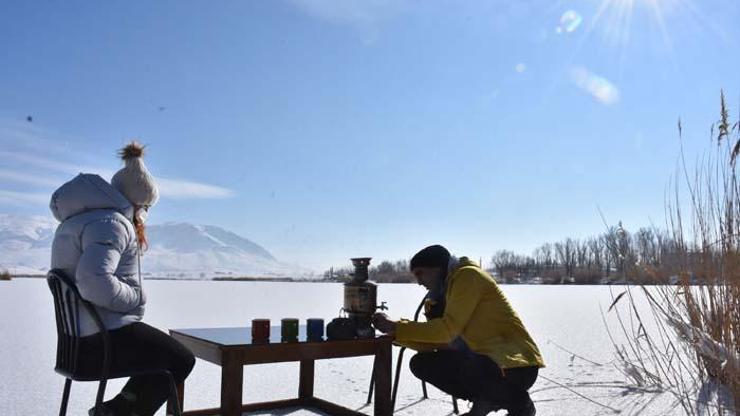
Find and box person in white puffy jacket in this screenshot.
[50,142,194,416]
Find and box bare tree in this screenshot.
[587,236,604,273]
[554,238,577,278]
[635,227,659,266]
[491,250,517,283]
[575,239,589,270]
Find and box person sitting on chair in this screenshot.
[50,141,195,416]
[372,245,544,416]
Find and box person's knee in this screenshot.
[172,348,195,382]
[409,353,431,380]
[183,349,195,376]
[184,350,195,374]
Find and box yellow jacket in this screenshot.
[395,257,545,369]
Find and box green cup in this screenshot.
[281,318,299,342]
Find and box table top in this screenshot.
[171,326,384,347]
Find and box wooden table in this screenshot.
[167,326,393,416]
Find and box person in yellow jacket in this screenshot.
[373,245,544,416]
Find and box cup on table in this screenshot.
[251,319,271,344]
[281,318,299,343]
[307,318,324,341]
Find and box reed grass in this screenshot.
[607,91,739,415]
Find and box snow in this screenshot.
[0,280,720,415]
[0,214,56,275]
[0,215,307,278]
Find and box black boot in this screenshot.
[88,394,133,416]
[506,397,535,416]
[461,399,502,416]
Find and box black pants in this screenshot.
[77,322,196,416]
[410,350,538,409]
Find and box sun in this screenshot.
[588,0,692,50]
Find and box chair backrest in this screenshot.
[413,295,426,322]
[47,269,109,377]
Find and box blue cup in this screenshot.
[307,318,324,341]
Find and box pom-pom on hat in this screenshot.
[111,141,159,207]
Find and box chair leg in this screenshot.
[369,345,408,409]
[452,396,459,414]
[391,346,407,411]
[366,371,375,405]
[59,378,72,416]
[93,379,108,416]
[166,371,182,416]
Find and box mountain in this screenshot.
[143,222,302,278]
[0,214,307,279]
[0,214,57,275]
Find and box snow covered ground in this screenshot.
[0,280,697,415]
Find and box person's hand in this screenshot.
[372,312,397,335]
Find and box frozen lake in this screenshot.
[0,279,680,415]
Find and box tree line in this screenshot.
[323,259,415,284]
[490,222,679,284]
[323,222,692,285]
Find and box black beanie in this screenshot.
[410,245,451,270]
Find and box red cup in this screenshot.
[251,319,271,343]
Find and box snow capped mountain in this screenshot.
[0,214,57,275]
[143,222,301,278]
[146,223,276,260]
[0,214,308,278]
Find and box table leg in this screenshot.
[373,339,392,416]
[166,381,184,415]
[221,351,243,416]
[299,359,315,399]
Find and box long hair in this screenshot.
[133,210,148,251]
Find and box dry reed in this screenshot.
[607,91,739,415]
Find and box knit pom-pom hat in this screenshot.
[111,141,159,207]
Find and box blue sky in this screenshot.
[1,0,739,271]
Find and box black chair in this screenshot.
[47,269,182,416]
[366,296,459,414]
